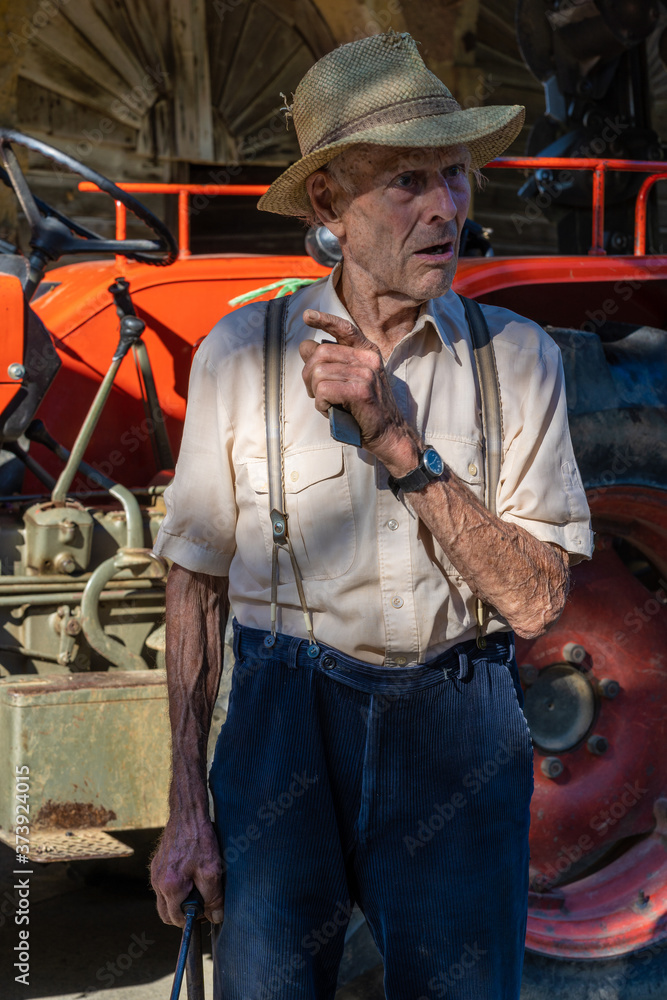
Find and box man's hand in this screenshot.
[299,312,569,638]
[151,814,224,927]
[299,309,419,474]
[152,566,229,927]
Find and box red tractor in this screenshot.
[0,127,665,996]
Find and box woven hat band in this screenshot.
[306,95,461,155]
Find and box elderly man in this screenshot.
[151,30,592,1000]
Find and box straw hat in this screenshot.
[258,31,525,218]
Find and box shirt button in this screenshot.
[395,656,407,665]
[391,596,404,609]
[468,463,478,476]
[290,470,299,482]
[386,519,399,530]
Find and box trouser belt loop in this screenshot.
[232,619,244,664]
[442,648,470,682]
[287,636,302,670]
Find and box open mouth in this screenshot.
[415,242,454,257]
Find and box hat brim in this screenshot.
[257,104,525,217]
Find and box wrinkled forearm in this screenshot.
[404,472,570,639]
[165,564,230,818]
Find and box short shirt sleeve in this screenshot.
[497,338,594,566]
[153,342,236,576]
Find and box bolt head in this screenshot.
[563,642,586,665]
[587,734,609,756]
[7,363,25,381]
[54,554,76,574]
[540,756,564,779]
[599,678,620,700]
[520,663,538,685]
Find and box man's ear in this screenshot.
[306,171,346,239]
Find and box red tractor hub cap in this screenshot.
[518,486,667,959]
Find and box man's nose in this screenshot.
[423,175,458,222]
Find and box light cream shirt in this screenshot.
[154,267,593,665]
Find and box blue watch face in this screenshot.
[423,448,444,477]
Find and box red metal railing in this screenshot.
[79,157,667,259]
[488,157,667,257]
[79,182,270,260]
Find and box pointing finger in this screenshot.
[302,309,375,350]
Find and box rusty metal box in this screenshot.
[0,671,170,841]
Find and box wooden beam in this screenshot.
[169,0,214,162]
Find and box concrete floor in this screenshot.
[0,836,383,1000]
[0,837,198,1000]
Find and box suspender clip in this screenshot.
[270,508,288,544]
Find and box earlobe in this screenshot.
[306,172,346,238]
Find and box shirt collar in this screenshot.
[313,263,458,358]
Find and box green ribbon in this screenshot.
[228,278,319,307]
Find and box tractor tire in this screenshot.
[518,323,667,995]
[546,322,667,493]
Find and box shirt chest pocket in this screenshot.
[431,437,485,501]
[246,445,357,581]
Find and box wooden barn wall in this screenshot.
[0,0,665,256]
[0,0,335,248]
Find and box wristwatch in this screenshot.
[387,446,444,498]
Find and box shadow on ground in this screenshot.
[0,836,385,1000]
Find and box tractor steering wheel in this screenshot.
[0,128,178,296]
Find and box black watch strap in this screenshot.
[387,447,444,498]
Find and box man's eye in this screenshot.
[395,173,415,188]
[446,164,463,178]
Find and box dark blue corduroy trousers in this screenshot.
[209,621,534,1000]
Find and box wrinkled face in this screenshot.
[314,144,472,305]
